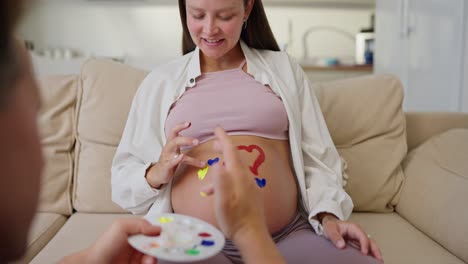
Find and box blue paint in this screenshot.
[207,157,220,166]
[201,240,215,247]
[255,178,267,188]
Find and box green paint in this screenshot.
[185,248,200,255]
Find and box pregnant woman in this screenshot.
[112,0,383,263]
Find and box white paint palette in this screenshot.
[128,213,225,262]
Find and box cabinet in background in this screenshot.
[374,0,467,112]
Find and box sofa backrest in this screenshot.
[37,75,77,216]
[38,58,407,214]
[72,59,148,213]
[315,75,407,212]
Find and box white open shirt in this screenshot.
[111,41,353,235]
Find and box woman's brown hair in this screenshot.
[178,0,280,54]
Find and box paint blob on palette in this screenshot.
[129,213,225,262]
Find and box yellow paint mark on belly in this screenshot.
[197,166,209,180]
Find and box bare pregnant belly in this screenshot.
[171,135,298,234]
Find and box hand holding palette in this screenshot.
[128,213,225,262]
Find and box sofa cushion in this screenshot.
[316,74,406,212]
[405,112,468,151]
[38,75,76,215]
[397,129,468,262]
[73,59,148,213]
[350,213,464,264]
[12,213,67,264]
[30,213,140,263]
[30,212,462,264]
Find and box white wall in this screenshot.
[463,2,468,112]
[18,2,373,67]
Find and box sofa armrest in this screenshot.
[405,112,468,151]
[397,129,468,262]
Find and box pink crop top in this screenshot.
[164,61,289,146]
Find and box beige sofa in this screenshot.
[14,59,468,264]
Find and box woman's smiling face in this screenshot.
[185,0,252,60]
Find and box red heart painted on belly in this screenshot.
[237,145,265,176]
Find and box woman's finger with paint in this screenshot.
[167,121,191,141]
[146,126,203,188]
[145,153,184,188]
[146,136,194,188]
[163,153,185,171]
[165,136,200,157]
[180,154,206,168]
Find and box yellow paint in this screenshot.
[200,191,207,197]
[198,166,209,180]
[159,216,174,224]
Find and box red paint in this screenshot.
[237,145,265,176]
[198,232,212,237]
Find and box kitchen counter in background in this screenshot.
[30,53,374,81]
[301,64,373,82]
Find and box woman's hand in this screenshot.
[320,213,384,263]
[146,122,205,188]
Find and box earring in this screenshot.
[243,19,248,30]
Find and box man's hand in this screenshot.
[61,218,161,264]
[201,127,265,240]
[201,127,286,264]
